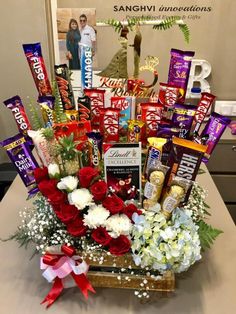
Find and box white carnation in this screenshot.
[57,176,78,192]
[48,163,60,178]
[68,188,93,210]
[105,214,132,238]
[83,205,110,229]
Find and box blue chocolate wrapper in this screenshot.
[80,44,93,90]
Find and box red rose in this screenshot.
[34,167,49,183]
[78,167,99,188]
[66,217,87,237]
[122,203,142,221]
[102,194,124,215]
[109,235,131,256]
[38,179,58,197]
[90,180,107,202]
[48,190,67,207]
[56,204,79,224]
[91,227,112,246]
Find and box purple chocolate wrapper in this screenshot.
[0,133,39,191]
[38,96,55,109]
[201,112,231,162]
[156,124,180,138]
[4,95,32,136]
[172,104,196,139]
[87,131,103,156]
[168,49,195,101]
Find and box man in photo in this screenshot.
[79,14,96,56]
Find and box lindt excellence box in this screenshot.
[103,143,142,201]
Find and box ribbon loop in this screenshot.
[41,245,95,308]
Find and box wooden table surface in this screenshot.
[0,165,235,314]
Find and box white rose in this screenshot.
[68,188,93,210]
[57,176,78,192]
[83,205,110,229]
[48,163,60,179]
[105,214,132,238]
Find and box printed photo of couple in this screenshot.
[56,8,97,70]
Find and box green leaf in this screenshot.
[178,23,190,44]
[198,168,206,175]
[28,102,44,130]
[153,16,190,43]
[197,220,223,251]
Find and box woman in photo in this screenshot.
[66,18,81,70]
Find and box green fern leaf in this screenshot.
[197,220,223,251]
[178,24,190,43]
[28,102,44,130]
[102,18,123,33]
[153,16,190,43]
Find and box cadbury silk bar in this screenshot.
[166,137,207,203]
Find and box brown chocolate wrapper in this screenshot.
[54,64,75,110]
[165,137,207,203]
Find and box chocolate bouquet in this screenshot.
[0,43,228,307]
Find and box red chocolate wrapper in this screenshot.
[127,79,145,94]
[141,103,163,139]
[172,104,196,139]
[158,83,182,120]
[99,108,120,142]
[78,95,91,121]
[0,133,39,193]
[4,95,31,136]
[191,92,216,134]
[84,89,105,130]
[200,112,231,162]
[22,43,52,96]
[53,121,91,146]
[168,49,195,102]
[54,64,75,110]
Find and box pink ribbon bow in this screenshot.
[40,244,95,308]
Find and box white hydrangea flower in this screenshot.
[68,188,94,210]
[131,207,202,274]
[48,163,60,179]
[160,227,177,241]
[83,205,110,229]
[105,214,132,238]
[57,176,78,192]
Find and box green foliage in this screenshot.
[102,18,123,33]
[28,102,44,130]
[58,134,79,160]
[52,80,68,124]
[197,220,223,251]
[178,23,190,44]
[100,16,190,43]
[153,16,190,43]
[41,127,54,141]
[0,228,29,248]
[198,168,206,175]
